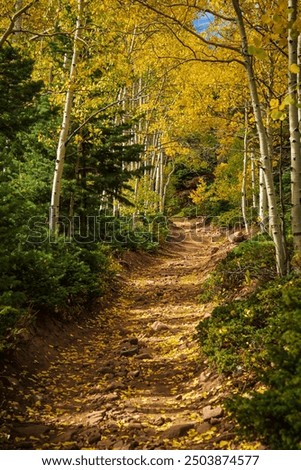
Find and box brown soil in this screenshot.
[0,219,252,450]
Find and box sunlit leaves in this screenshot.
[289,63,300,74]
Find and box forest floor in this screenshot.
[0,219,259,450]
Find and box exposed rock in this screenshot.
[150,321,170,332]
[104,392,119,402]
[228,231,246,243]
[199,371,212,383]
[136,353,152,360]
[126,423,143,431]
[153,416,165,426]
[128,369,140,378]
[119,346,139,357]
[202,405,223,421]
[162,422,196,439]
[196,422,212,434]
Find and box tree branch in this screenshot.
[0,0,39,47]
[66,99,123,145]
[134,0,241,54]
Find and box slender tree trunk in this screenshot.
[288,0,301,255]
[250,147,257,209]
[298,33,301,127]
[242,105,249,233]
[259,166,268,231]
[162,161,175,213]
[232,0,286,275]
[49,0,83,233]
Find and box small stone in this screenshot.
[196,422,212,434]
[136,353,152,360]
[120,346,139,357]
[162,423,196,439]
[202,406,223,421]
[228,231,246,243]
[129,369,140,378]
[199,371,212,382]
[126,423,143,431]
[104,393,119,402]
[153,416,165,426]
[150,321,169,332]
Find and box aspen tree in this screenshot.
[232,0,287,275]
[288,0,301,256]
[49,0,83,233]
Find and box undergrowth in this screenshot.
[197,237,301,449]
[198,235,276,302]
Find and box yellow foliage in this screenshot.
[189,178,208,206]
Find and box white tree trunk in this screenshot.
[232,0,286,275]
[259,166,268,232]
[250,147,257,209]
[288,0,301,255]
[242,105,249,234]
[298,34,301,127]
[49,0,83,233]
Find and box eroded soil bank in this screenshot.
[0,220,249,450]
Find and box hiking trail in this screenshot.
[1,219,243,450]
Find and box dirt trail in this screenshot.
[1,220,238,450]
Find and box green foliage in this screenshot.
[198,236,276,302]
[0,307,22,337]
[0,46,43,141]
[98,214,168,252]
[197,275,301,449]
[0,46,117,343]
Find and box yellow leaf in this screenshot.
[290,63,300,74]
[270,98,279,109]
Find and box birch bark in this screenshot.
[288,0,301,255]
[49,0,83,233]
[232,0,286,275]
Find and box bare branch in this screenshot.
[134,0,241,54]
[0,0,39,47]
[203,8,236,22]
[66,100,124,145]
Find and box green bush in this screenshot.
[0,238,115,333]
[198,236,276,302]
[0,307,23,337]
[197,276,301,449]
